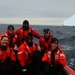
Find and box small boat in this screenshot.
[45,65,75,75]
[52,65,75,75]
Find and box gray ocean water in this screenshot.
[0,24,75,70]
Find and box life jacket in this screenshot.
[16,26,41,40]
[0,46,16,62]
[23,42,37,54]
[16,27,32,46]
[39,34,53,49]
[5,30,18,48]
[8,34,18,48]
[18,42,38,66]
[42,48,66,67]
[19,27,32,39]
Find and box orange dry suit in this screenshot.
[5,30,19,48]
[0,46,16,62]
[39,34,54,55]
[18,42,41,67]
[42,47,66,67]
[16,27,41,46]
[39,34,54,49]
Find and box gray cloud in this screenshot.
[0,0,75,18]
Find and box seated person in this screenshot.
[18,33,41,75]
[39,28,54,54]
[42,37,66,75]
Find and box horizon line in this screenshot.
[0,17,67,25]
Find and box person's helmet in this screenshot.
[43,28,50,34]
[7,25,14,30]
[23,20,29,25]
[51,38,58,44]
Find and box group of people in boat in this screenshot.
[0,20,66,75]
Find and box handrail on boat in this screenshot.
[63,65,75,75]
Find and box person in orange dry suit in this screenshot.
[5,25,19,63]
[42,37,66,75]
[0,35,19,75]
[18,33,41,75]
[5,25,19,49]
[16,20,41,46]
[39,28,54,57]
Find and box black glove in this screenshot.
[6,57,11,64]
[0,60,4,66]
[11,60,16,66]
[50,63,63,70]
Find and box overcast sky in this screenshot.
[0,0,75,18]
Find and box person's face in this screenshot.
[1,37,9,46]
[23,24,29,27]
[26,37,32,43]
[51,43,58,50]
[23,24,29,30]
[8,27,14,34]
[44,33,50,38]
